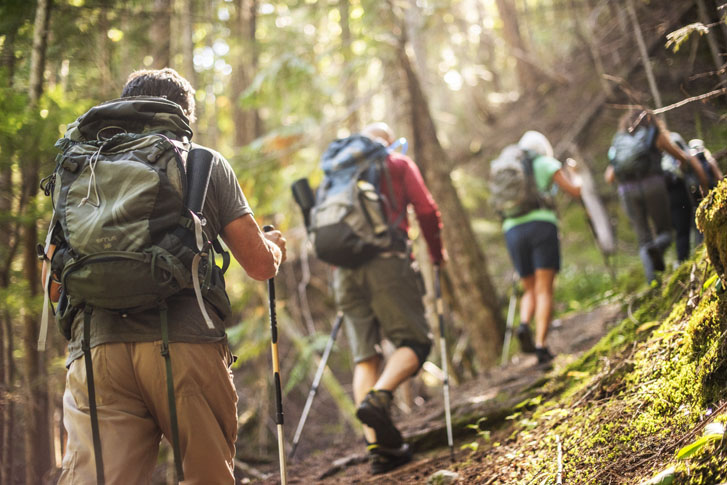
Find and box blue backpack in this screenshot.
[309,135,403,268]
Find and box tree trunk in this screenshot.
[714,0,727,51]
[397,41,503,370]
[180,0,196,87]
[0,26,17,485]
[695,0,727,86]
[570,0,611,96]
[231,0,258,146]
[250,0,262,139]
[97,2,113,98]
[404,0,430,96]
[340,0,358,132]
[494,0,535,93]
[119,10,132,82]
[151,0,172,69]
[625,0,663,108]
[24,1,53,483]
[1,312,15,485]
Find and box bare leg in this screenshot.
[353,355,381,444]
[374,347,420,391]
[533,268,556,348]
[519,275,536,325]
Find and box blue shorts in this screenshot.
[504,220,561,277]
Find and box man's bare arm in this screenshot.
[221,214,286,281]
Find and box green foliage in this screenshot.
[675,423,724,459]
[283,331,331,394]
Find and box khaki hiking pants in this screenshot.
[58,340,238,485]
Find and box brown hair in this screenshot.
[121,68,196,122]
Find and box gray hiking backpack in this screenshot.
[608,125,658,181]
[40,96,231,482]
[489,145,553,219]
[308,135,404,268]
[42,96,230,339]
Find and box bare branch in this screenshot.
[652,87,727,114]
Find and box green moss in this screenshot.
[467,245,727,483]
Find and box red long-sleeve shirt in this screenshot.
[379,151,444,263]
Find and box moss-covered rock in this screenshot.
[696,179,727,281]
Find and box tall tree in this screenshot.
[151,0,172,68]
[97,1,114,99]
[0,2,28,479]
[397,40,503,369]
[695,0,727,86]
[180,0,196,87]
[625,0,663,108]
[23,0,54,483]
[231,0,260,146]
[494,0,535,93]
[0,20,17,485]
[340,0,358,132]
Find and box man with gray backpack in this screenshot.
[306,122,443,474]
[41,68,286,484]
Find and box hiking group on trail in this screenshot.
[604,109,721,285]
[37,67,723,483]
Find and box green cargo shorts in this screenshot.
[333,255,432,364]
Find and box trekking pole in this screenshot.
[263,225,288,485]
[288,312,344,460]
[500,275,518,367]
[434,264,455,462]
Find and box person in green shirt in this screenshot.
[504,131,581,364]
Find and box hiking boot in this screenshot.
[535,346,554,365]
[368,443,412,475]
[356,389,403,449]
[647,245,665,272]
[516,324,536,353]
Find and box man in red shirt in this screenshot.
[333,122,444,474]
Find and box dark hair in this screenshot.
[617,108,665,135]
[121,68,196,122]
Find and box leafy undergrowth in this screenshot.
[457,249,727,484]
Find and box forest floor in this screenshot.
[253,301,624,484]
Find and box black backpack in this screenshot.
[308,135,404,268]
[608,125,659,181]
[686,149,718,200]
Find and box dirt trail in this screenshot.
[255,301,623,484]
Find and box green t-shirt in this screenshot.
[502,155,562,233]
[65,146,252,366]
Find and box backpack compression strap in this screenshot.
[159,300,185,481]
[188,210,216,329]
[38,216,58,351]
[82,307,106,485]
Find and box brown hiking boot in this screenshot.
[368,443,412,475]
[356,389,403,449]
